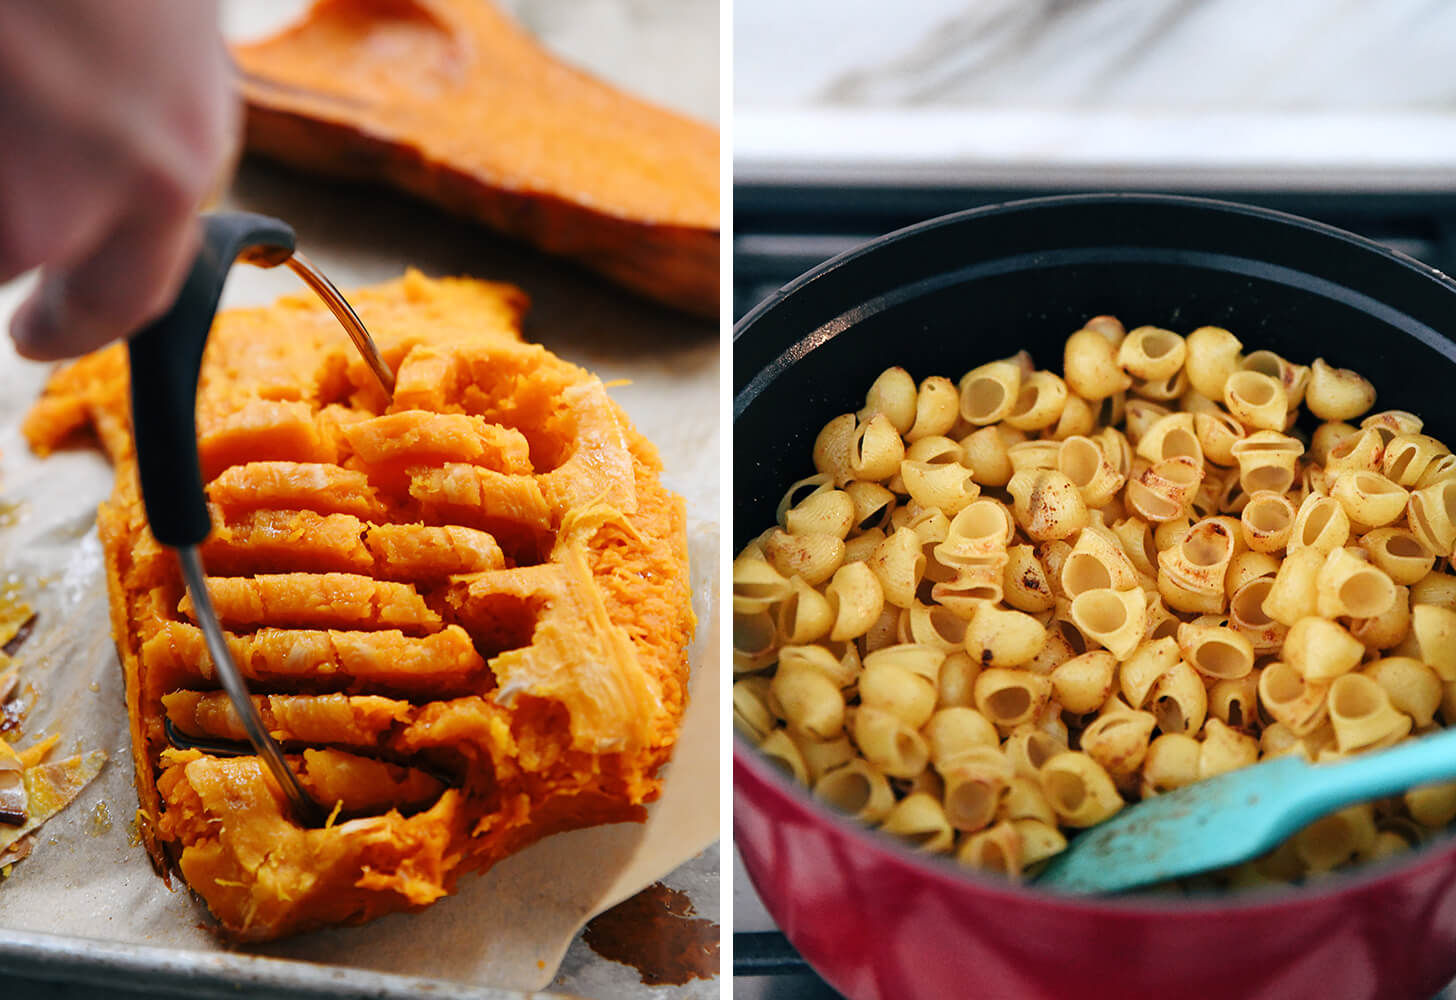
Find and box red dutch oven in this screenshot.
[733,194,1456,1000]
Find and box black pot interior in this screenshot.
[734,194,1456,550]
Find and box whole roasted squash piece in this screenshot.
[24,272,695,940]
[234,0,719,317]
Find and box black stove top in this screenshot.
[734,185,1456,322]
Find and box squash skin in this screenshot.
[234,0,719,317]
[24,272,695,940]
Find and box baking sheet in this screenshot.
[0,1,720,993]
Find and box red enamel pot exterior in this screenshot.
[737,744,1456,1000]
[732,194,1456,1000]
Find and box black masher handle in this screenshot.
[127,212,296,548]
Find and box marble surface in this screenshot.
[734,0,1456,187]
[736,0,1456,109]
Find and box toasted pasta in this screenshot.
[1328,674,1412,754]
[1008,470,1089,540]
[733,609,778,675]
[1002,727,1068,780]
[739,319,1456,890]
[854,706,931,778]
[1362,657,1442,728]
[1325,426,1384,476]
[1157,516,1238,614]
[904,601,970,652]
[860,367,918,433]
[1383,433,1449,487]
[1040,751,1124,827]
[1224,371,1288,430]
[733,678,776,743]
[1316,547,1396,621]
[778,576,834,644]
[1411,604,1456,680]
[1051,650,1118,714]
[1199,718,1260,779]
[1231,431,1304,496]
[797,734,857,784]
[1059,435,1128,506]
[1208,671,1261,731]
[936,650,982,708]
[964,605,1047,668]
[959,360,1024,426]
[924,707,999,768]
[1294,804,1376,872]
[941,746,1014,832]
[815,759,896,823]
[1330,470,1409,529]
[851,414,908,481]
[1408,480,1456,557]
[1080,709,1157,775]
[1064,328,1132,400]
[1283,617,1364,684]
[1002,544,1057,613]
[1150,661,1208,736]
[1177,621,1254,681]
[1126,456,1203,523]
[1258,662,1331,736]
[772,664,845,740]
[825,561,886,641]
[880,792,956,852]
[1306,358,1377,422]
[1001,775,1058,825]
[974,668,1052,730]
[956,820,1024,877]
[1240,350,1311,410]
[1070,588,1146,659]
[1261,546,1325,626]
[1184,326,1243,398]
[760,729,811,786]
[1350,584,1412,651]
[1137,411,1203,468]
[960,425,1022,487]
[764,529,845,587]
[1240,492,1295,553]
[1359,527,1435,586]
[906,377,962,443]
[1406,782,1456,829]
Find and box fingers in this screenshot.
[0,145,121,287]
[9,206,200,362]
[0,0,234,362]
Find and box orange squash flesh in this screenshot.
[23,271,694,940]
[234,0,719,317]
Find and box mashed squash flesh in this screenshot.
[23,271,694,940]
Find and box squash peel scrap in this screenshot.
[23,270,695,940]
[0,738,107,871]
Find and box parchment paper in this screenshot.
[0,0,720,991]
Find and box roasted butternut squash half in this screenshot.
[234,0,719,317]
[24,271,694,940]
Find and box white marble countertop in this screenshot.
[735,0,1456,188]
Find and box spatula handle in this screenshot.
[1299,724,1456,818]
[127,212,295,547]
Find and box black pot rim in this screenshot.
[733,191,1456,413]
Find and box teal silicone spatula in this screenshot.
[1036,725,1456,894]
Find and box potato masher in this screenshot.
[128,210,393,828]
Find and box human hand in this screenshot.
[0,1,238,361]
